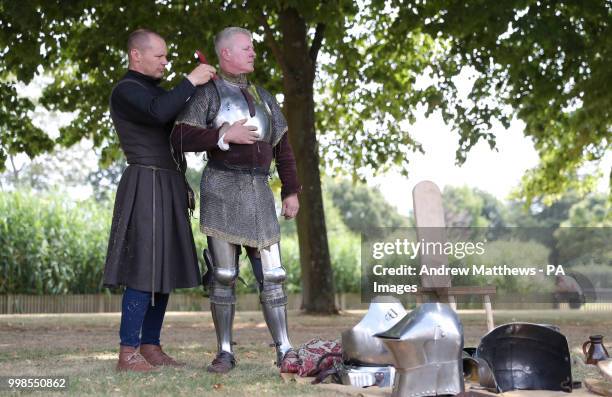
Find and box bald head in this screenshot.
[127,29,163,53]
[128,29,164,61]
[127,29,168,79]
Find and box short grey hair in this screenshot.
[214,27,252,57]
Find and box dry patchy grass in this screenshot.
[0,309,610,396]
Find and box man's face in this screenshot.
[224,33,256,74]
[133,35,168,79]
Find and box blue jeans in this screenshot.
[119,288,169,347]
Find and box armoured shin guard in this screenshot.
[210,276,236,354]
[254,244,293,364]
[211,301,235,354]
[207,237,240,355]
[261,291,293,364]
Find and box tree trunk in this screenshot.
[279,8,337,314]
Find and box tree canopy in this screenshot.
[1,0,610,312]
[2,1,608,203]
[388,0,611,203]
[327,177,410,237]
[442,185,506,229]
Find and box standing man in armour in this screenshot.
[171,27,301,373]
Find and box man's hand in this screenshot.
[223,119,259,145]
[281,194,299,219]
[186,64,216,86]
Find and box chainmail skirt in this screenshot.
[200,165,280,249]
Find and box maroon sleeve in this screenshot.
[171,123,221,153]
[274,133,302,200]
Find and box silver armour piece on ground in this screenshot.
[342,296,407,366]
[375,303,464,397]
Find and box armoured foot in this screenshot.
[116,345,157,372]
[207,351,236,374]
[139,344,185,367]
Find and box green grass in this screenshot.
[0,309,610,396]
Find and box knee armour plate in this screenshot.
[207,239,240,305]
[261,244,286,284]
[213,266,238,286]
[259,244,288,307]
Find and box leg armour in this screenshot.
[207,237,240,355]
[248,244,293,364]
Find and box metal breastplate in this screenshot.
[212,78,272,143]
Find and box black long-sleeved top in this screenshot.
[110,70,195,169]
[112,70,195,126]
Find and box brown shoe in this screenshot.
[139,344,185,367]
[116,345,157,372]
[206,351,236,374]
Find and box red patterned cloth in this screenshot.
[294,338,343,377]
[280,350,300,374]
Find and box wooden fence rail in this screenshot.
[1,294,612,314]
[0,293,366,314]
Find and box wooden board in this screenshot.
[467,383,596,397]
[599,360,612,382]
[419,286,497,296]
[279,378,598,397]
[584,378,612,397]
[412,181,451,289]
[280,374,391,396]
[317,383,392,397]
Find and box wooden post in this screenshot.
[7,294,12,314]
[412,181,452,290]
[413,181,455,306]
[483,295,494,331]
[448,295,457,311]
[413,181,496,324]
